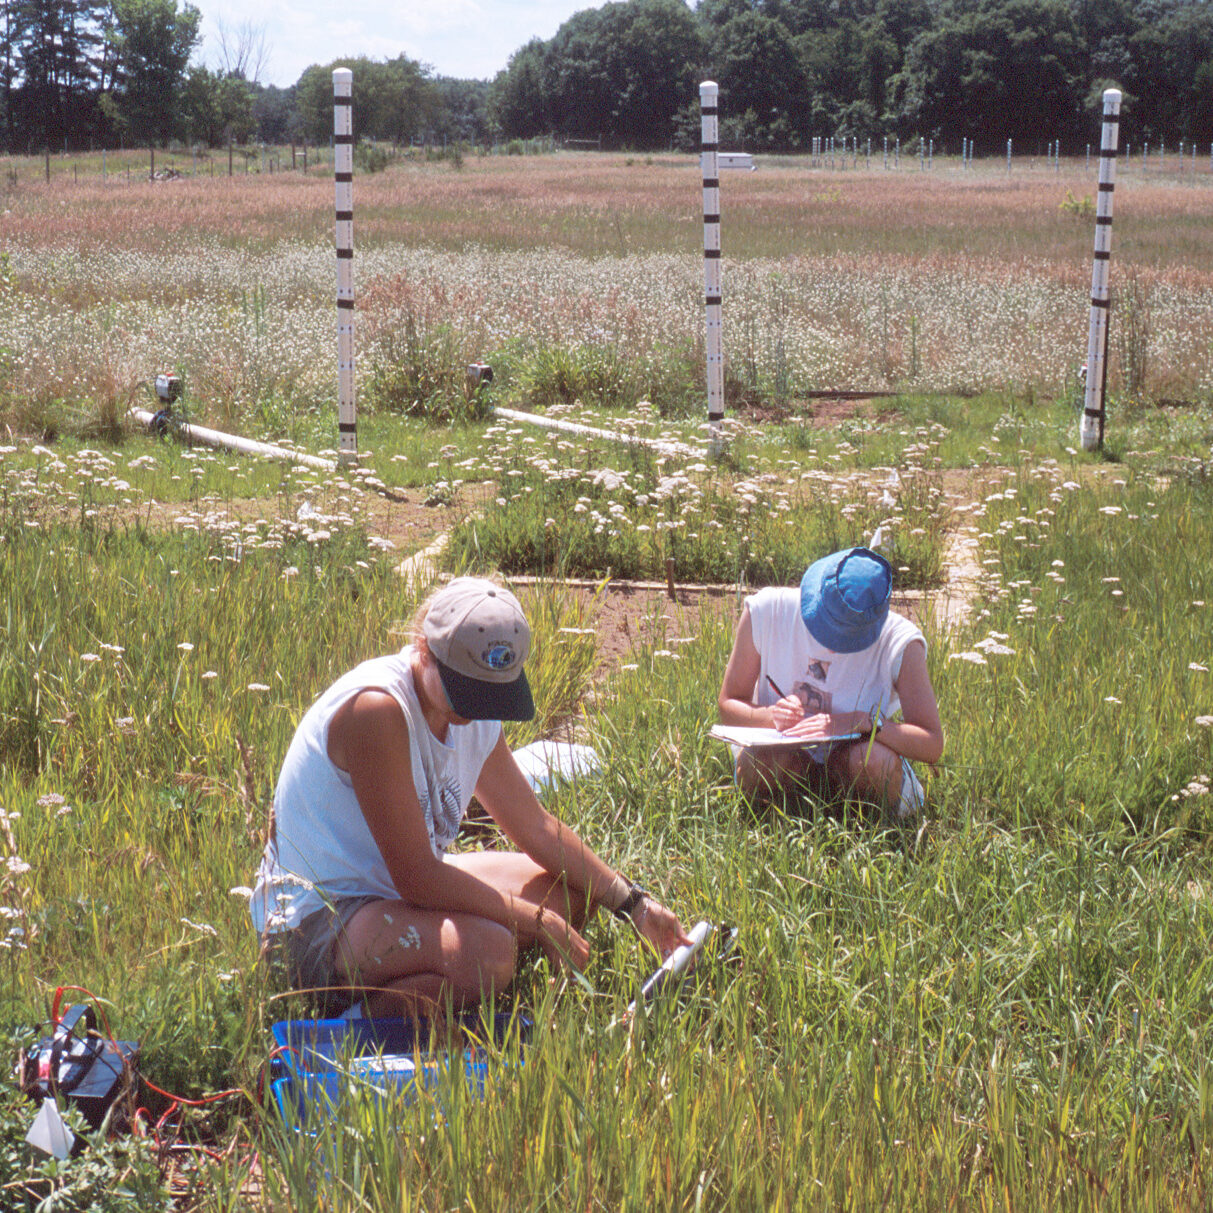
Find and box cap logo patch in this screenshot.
[483,642,516,671]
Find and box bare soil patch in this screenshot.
[736,396,901,427]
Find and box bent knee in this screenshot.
[737,747,806,796]
[442,917,516,998]
[840,740,902,793]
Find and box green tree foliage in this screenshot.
[0,0,196,149]
[105,0,200,146]
[485,0,1212,153]
[14,0,109,148]
[492,38,549,139]
[429,76,493,143]
[179,62,253,146]
[294,55,439,145]
[710,10,808,147]
[494,0,705,148]
[893,0,1084,148]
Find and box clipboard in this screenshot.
[709,723,863,749]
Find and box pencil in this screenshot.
[765,674,787,699]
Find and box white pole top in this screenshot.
[700,81,718,101]
[1103,88,1122,106]
[333,68,353,87]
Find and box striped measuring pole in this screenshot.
[1080,89,1121,451]
[700,81,724,453]
[333,68,357,462]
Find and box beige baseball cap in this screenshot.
[422,577,534,721]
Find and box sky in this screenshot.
[194,1,599,88]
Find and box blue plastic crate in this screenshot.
[268,1010,529,1126]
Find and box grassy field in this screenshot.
[1,149,1211,444]
[1,152,1213,1210]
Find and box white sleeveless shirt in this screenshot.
[251,646,500,933]
[746,587,925,722]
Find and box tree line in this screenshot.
[494,0,1213,152]
[3,0,1211,156]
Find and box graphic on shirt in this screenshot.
[418,779,465,853]
[795,680,832,716]
[808,659,830,682]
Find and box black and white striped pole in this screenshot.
[334,68,357,463]
[1080,88,1121,452]
[701,81,724,454]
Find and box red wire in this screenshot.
[50,984,245,1107]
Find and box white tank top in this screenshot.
[745,587,925,720]
[251,646,500,933]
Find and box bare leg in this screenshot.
[735,745,813,801]
[332,851,588,1017]
[826,738,905,810]
[445,851,591,929]
[335,903,516,1018]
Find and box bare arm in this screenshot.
[880,639,944,765]
[784,640,943,761]
[475,734,689,958]
[718,607,804,732]
[328,690,585,963]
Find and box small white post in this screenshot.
[333,68,356,463]
[1080,89,1121,452]
[1006,139,1012,172]
[700,81,724,453]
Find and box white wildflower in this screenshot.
[948,652,988,665]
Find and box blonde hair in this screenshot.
[389,577,507,649]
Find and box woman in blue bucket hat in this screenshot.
[718,547,942,815]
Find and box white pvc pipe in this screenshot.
[334,68,357,463]
[492,406,696,458]
[700,81,724,451]
[129,408,336,471]
[1080,89,1121,452]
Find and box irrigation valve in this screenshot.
[466,362,494,391]
[154,373,182,403]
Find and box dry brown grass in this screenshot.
[3,151,1211,280]
[0,150,1208,431]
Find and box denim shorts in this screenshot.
[267,895,379,1016]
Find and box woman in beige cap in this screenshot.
[252,577,688,1017]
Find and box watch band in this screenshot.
[611,882,647,921]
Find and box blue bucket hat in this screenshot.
[799,547,892,653]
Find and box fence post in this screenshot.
[1080,89,1121,452]
[334,68,357,463]
[700,81,725,453]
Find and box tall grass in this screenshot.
[3,430,1213,1207]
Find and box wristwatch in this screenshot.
[611,881,648,921]
[867,708,883,734]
